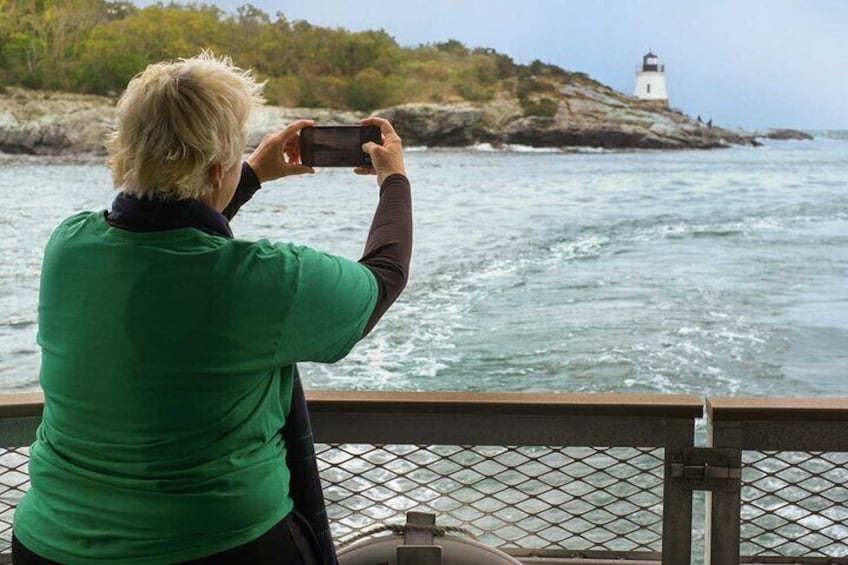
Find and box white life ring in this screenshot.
[337,533,522,565]
[337,512,522,565]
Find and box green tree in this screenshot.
[0,1,592,111]
[77,4,230,93]
[344,67,401,111]
[434,38,467,55]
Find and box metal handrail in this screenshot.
[2,392,848,564]
[0,391,699,564]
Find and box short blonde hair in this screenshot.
[107,52,264,200]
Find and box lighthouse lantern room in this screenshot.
[634,51,668,105]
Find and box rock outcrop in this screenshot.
[377,85,756,150]
[761,128,814,141]
[1,84,765,155]
[0,88,115,155]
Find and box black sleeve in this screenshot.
[359,174,413,337]
[222,162,262,220]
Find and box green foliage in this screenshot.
[263,75,301,107]
[0,1,583,110]
[344,68,401,111]
[521,96,559,118]
[517,76,558,99]
[434,39,467,55]
[453,81,494,103]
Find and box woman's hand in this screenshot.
[356,117,406,187]
[246,119,315,183]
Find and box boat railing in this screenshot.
[706,397,848,564]
[1,391,847,565]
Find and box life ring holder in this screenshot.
[337,512,522,565]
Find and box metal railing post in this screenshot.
[661,423,697,565]
[704,414,741,565]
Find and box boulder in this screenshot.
[246,105,364,147]
[374,103,485,147]
[0,88,116,154]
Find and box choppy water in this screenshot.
[1,138,846,396]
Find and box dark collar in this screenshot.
[106,193,233,239]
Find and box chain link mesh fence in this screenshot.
[0,447,29,555]
[318,444,665,553]
[5,439,848,561]
[1,444,666,557]
[740,450,848,559]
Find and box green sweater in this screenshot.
[14,212,377,563]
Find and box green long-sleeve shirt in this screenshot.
[14,211,377,563]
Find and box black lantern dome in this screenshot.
[642,51,662,72]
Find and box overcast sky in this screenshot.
[135,0,847,129]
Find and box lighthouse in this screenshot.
[634,51,668,106]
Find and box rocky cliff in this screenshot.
[0,85,808,155]
[377,85,754,150]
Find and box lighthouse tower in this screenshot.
[633,51,668,106]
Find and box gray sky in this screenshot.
[135,0,848,129]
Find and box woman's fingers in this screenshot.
[283,136,301,164]
[278,119,314,143]
[359,117,405,186]
[361,116,397,137]
[361,141,381,156]
[285,164,315,176]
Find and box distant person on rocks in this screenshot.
[707,119,713,128]
[12,52,411,565]
[697,115,703,124]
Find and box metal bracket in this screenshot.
[399,513,441,565]
[669,447,741,493]
[403,511,436,545]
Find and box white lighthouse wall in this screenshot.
[634,71,668,101]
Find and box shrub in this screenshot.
[263,75,301,107]
[521,97,559,118]
[517,77,558,99]
[454,81,494,103]
[344,68,401,111]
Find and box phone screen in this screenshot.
[300,125,380,167]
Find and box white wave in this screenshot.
[471,143,500,152]
[566,146,608,154]
[469,143,561,153]
[505,144,561,153]
[547,235,610,263]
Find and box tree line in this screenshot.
[0,0,593,112]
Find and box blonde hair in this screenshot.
[107,52,265,200]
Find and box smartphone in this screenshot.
[299,125,381,167]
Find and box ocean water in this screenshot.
[1,138,846,397]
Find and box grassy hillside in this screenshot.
[0,0,601,113]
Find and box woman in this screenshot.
[12,52,411,564]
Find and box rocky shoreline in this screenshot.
[0,86,811,156]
